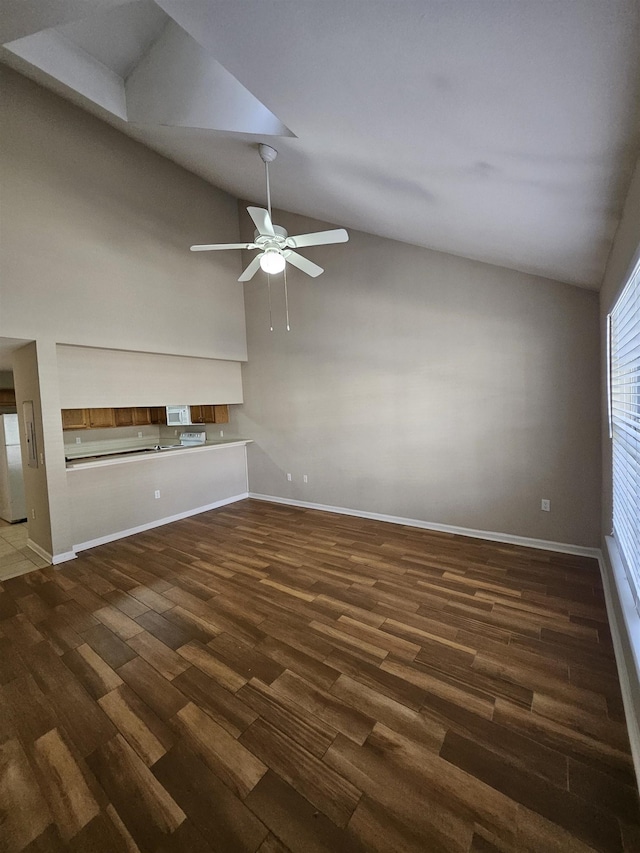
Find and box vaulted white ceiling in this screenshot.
[2,0,640,289]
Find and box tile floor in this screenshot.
[2,501,637,852]
[0,519,49,580]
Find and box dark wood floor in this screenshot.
[0,499,638,853]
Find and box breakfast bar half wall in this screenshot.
[10,341,249,565]
[67,441,250,551]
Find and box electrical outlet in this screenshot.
[138,431,143,438]
[31,508,36,519]
[154,490,161,499]
[303,474,308,483]
[286,473,292,481]
[75,437,81,444]
[541,499,550,512]
[219,429,224,437]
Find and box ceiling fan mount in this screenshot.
[190,144,349,282]
[258,143,278,164]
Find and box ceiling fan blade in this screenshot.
[238,254,264,282]
[191,242,256,252]
[247,206,275,237]
[284,250,324,278]
[285,228,349,249]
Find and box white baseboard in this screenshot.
[52,551,77,565]
[248,494,600,558]
[26,538,53,564]
[598,540,640,790]
[72,493,249,554]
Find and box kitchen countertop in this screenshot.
[66,439,252,470]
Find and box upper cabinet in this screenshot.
[62,408,119,429]
[114,407,152,427]
[133,407,151,425]
[62,404,229,429]
[62,408,89,430]
[114,407,134,427]
[150,407,167,425]
[88,408,116,429]
[190,404,228,424]
[213,405,229,424]
[189,405,203,423]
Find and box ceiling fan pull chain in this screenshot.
[267,273,273,331]
[283,265,291,331]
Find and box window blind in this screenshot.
[610,255,640,610]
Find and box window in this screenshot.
[609,255,640,609]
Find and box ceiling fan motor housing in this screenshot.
[253,224,288,246]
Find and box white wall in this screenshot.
[235,205,601,549]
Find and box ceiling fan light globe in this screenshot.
[260,250,286,275]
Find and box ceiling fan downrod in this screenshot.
[259,144,278,222]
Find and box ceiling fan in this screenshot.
[190,144,349,282]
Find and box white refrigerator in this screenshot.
[0,414,27,523]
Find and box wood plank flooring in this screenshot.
[1,499,638,852]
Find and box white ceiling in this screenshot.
[2,0,640,289]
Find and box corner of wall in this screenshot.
[11,341,54,555]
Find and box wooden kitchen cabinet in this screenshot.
[133,407,151,425]
[190,405,216,423]
[150,407,167,424]
[189,404,229,424]
[62,408,89,429]
[213,405,229,423]
[115,407,151,427]
[0,389,16,405]
[61,404,227,430]
[88,408,116,428]
[114,407,134,427]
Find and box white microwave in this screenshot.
[166,405,191,426]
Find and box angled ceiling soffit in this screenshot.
[2,0,293,136]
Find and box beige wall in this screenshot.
[69,445,248,548]
[0,66,605,555]
[235,206,601,548]
[0,68,246,361]
[56,345,243,408]
[0,69,249,558]
[12,343,54,554]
